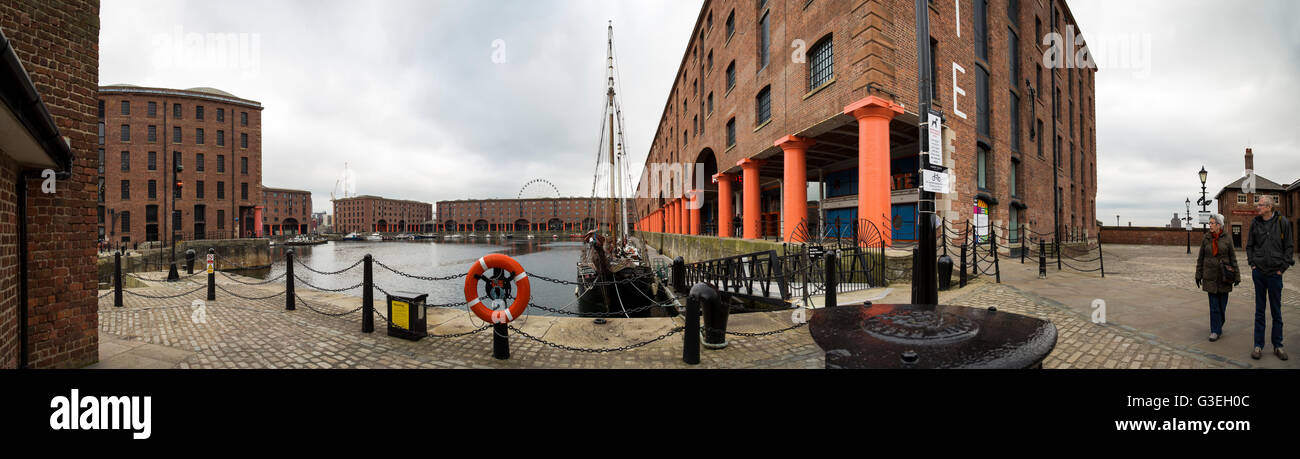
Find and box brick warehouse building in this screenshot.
[97,84,264,245]
[633,0,1097,247]
[333,195,432,234]
[437,197,615,232]
[1,1,100,368]
[261,187,313,235]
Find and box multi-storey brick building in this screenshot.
[437,198,616,232]
[1,1,100,368]
[261,187,313,235]
[333,195,432,234]
[633,0,1097,246]
[96,85,264,245]
[1215,148,1295,249]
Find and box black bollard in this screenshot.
[362,254,374,333]
[206,248,216,301]
[285,249,296,310]
[937,254,953,290]
[185,249,196,275]
[959,235,968,288]
[991,228,1001,284]
[672,256,685,294]
[1056,235,1062,271]
[824,251,837,308]
[1021,235,1027,264]
[697,283,727,349]
[1039,240,1047,279]
[493,323,509,360]
[683,283,705,364]
[114,250,123,307]
[1098,235,1107,278]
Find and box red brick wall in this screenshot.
[436,198,611,229]
[332,196,432,233]
[1100,226,1206,246]
[261,187,312,233]
[98,88,263,243]
[1,0,101,368]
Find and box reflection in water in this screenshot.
[240,239,585,316]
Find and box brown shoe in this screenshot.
[1252,347,1262,360]
[1277,348,1289,361]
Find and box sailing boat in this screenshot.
[575,22,673,318]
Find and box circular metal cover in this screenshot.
[862,310,978,344]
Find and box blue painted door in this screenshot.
[824,208,856,239]
[891,204,917,241]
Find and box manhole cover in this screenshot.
[861,310,978,344]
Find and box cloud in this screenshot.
[100,0,701,215]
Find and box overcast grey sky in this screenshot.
[100,0,1300,225]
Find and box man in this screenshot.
[1246,195,1294,360]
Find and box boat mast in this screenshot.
[605,21,618,240]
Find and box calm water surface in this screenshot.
[247,239,585,315]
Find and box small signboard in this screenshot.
[921,169,950,193]
[205,254,215,274]
[808,245,825,259]
[1197,211,1212,225]
[927,111,943,167]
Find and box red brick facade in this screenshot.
[437,198,613,232]
[333,195,432,234]
[634,0,1097,244]
[97,85,264,244]
[1,0,101,368]
[1099,226,1206,246]
[261,187,312,235]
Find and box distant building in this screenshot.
[312,211,330,232]
[1167,213,1181,229]
[261,187,312,235]
[437,198,615,232]
[1214,148,1293,249]
[332,195,432,233]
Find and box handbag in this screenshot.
[1221,259,1238,283]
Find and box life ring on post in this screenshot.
[464,253,531,324]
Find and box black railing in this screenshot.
[683,249,789,300]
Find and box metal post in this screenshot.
[207,248,215,301]
[959,227,968,288]
[114,250,123,307]
[1098,234,1106,278]
[1039,240,1047,278]
[362,254,374,333]
[1021,233,1027,264]
[683,285,702,365]
[991,228,1001,284]
[672,256,685,294]
[493,323,509,360]
[1056,233,1062,271]
[824,251,837,308]
[284,249,295,310]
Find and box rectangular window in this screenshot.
[217,209,225,229]
[173,150,182,170]
[808,37,833,90]
[148,101,157,117]
[121,212,130,232]
[173,103,182,119]
[98,122,104,145]
[148,180,157,199]
[218,155,225,173]
[241,133,248,148]
[726,10,735,39]
[726,118,736,147]
[974,0,988,61]
[196,128,205,145]
[758,11,770,69]
[120,124,130,142]
[173,126,181,143]
[196,181,205,199]
[241,182,248,200]
[241,111,248,126]
[930,38,939,100]
[241,157,248,174]
[726,61,736,91]
[977,146,989,190]
[217,108,224,122]
[1008,29,1019,86]
[1037,120,1044,158]
[121,101,130,115]
[121,180,130,200]
[976,66,990,137]
[196,105,204,120]
[217,182,225,199]
[196,153,205,172]
[1010,159,1019,197]
[756,86,771,125]
[148,151,157,170]
[707,92,714,114]
[217,130,225,146]
[148,125,156,142]
[121,151,130,171]
[1010,91,1020,152]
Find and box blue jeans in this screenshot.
[1208,292,1229,335]
[1252,268,1284,349]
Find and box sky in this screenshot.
[99,0,1300,226]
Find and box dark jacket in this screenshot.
[1246,213,1295,274]
[1197,231,1240,294]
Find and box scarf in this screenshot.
[1211,230,1220,256]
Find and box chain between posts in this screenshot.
[703,322,808,337]
[294,294,364,317]
[122,284,207,299]
[371,258,467,281]
[293,257,365,276]
[291,273,364,292]
[507,324,684,353]
[215,283,287,300]
[217,270,287,286]
[128,271,203,282]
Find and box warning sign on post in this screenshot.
[206,254,215,274]
[927,111,943,167]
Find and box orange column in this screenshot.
[689,190,702,236]
[667,203,675,233]
[673,199,682,233]
[713,173,734,238]
[680,196,690,235]
[737,158,763,239]
[844,96,903,246]
[776,135,816,242]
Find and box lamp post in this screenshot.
[1197,166,1209,230]
[167,161,183,281]
[1184,197,1193,254]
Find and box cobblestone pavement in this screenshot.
[95,258,1246,369]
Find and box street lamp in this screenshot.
[167,161,183,281]
[1185,197,1193,254]
[1197,166,1209,230]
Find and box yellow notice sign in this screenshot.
[392,300,409,330]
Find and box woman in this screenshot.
[1196,213,1241,341]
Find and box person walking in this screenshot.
[1246,195,1294,360]
[1196,214,1239,342]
